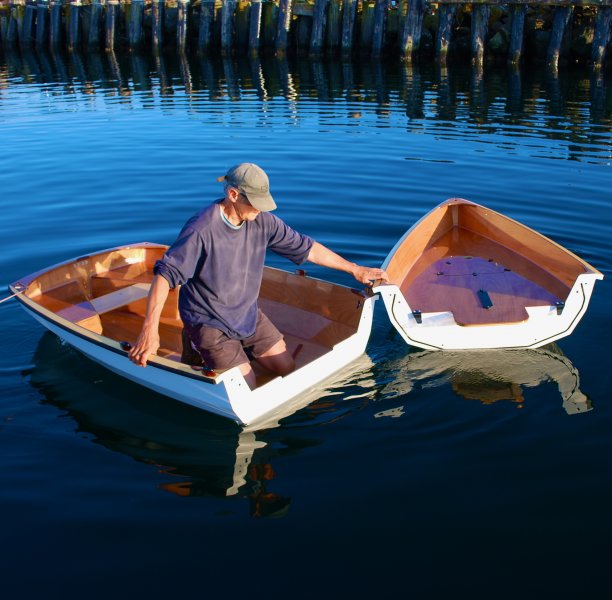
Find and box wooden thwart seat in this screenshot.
[57,283,151,323]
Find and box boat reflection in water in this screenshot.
[24,332,378,516]
[25,332,588,514]
[376,343,590,418]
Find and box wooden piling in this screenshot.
[5,0,20,48]
[87,0,102,50]
[295,9,311,51]
[19,0,35,48]
[68,0,82,51]
[547,6,572,70]
[327,0,341,51]
[35,0,49,48]
[508,4,526,66]
[592,7,612,70]
[248,0,262,55]
[360,1,375,50]
[177,0,190,52]
[263,0,278,46]
[129,0,145,50]
[11,0,21,47]
[310,0,329,58]
[341,0,357,57]
[198,0,217,55]
[221,0,236,56]
[49,0,62,49]
[152,0,164,52]
[0,0,610,69]
[235,0,249,47]
[471,3,489,66]
[105,0,119,51]
[400,0,425,63]
[275,0,292,56]
[372,0,386,58]
[436,4,457,64]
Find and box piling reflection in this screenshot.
[1,49,609,163]
[377,343,590,417]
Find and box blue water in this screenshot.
[1,52,611,597]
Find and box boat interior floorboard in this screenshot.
[401,229,566,326]
[98,309,331,375]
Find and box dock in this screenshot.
[1,1,611,69]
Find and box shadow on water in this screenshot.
[0,48,610,162]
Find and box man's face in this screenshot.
[235,192,261,222]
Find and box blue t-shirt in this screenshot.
[154,201,314,338]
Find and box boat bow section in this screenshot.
[374,198,603,350]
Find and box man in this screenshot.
[129,163,388,389]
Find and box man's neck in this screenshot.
[220,200,243,226]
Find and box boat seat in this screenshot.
[90,263,153,295]
[57,283,151,327]
[90,264,180,320]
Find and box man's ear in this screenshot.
[227,187,239,203]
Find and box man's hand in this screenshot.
[351,265,389,286]
[307,241,389,287]
[127,274,170,367]
[128,326,160,367]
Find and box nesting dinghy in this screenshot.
[373,198,603,351]
[9,199,602,424]
[9,243,375,425]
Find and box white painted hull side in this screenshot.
[375,273,602,351]
[25,296,376,425]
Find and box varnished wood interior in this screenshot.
[386,199,600,326]
[19,244,365,379]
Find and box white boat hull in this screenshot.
[375,272,601,351]
[25,296,376,425]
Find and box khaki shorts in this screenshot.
[182,310,283,371]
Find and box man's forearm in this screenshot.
[306,241,388,285]
[143,274,171,329]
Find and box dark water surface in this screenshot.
[1,51,611,597]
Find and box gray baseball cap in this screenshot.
[217,163,277,212]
